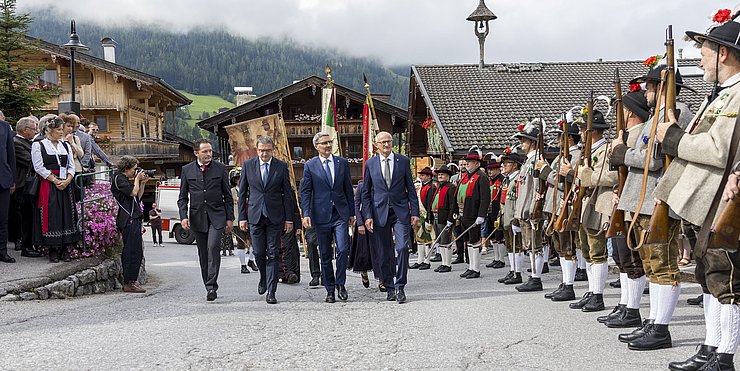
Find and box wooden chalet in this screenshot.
[197,75,408,185]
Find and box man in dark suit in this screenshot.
[177,138,234,302]
[0,118,17,263]
[362,131,419,303]
[12,117,41,258]
[238,136,294,304]
[299,131,354,303]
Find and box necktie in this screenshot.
[262,163,269,186]
[201,163,207,176]
[384,158,391,188]
[324,159,333,186]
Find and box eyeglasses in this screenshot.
[376,140,393,145]
[316,141,332,146]
[257,148,274,153]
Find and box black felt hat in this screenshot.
[486,161,502,169]
[577,109,609,130]
[435,165,453,175]
[514,119,542,141]
[622,91,651,122]
[500,149,523,165]
[418,167,434,176]
[687,17,740,52]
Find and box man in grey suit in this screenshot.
[238,136,295,304]
[178,138,234,302]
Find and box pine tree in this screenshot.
[0,0,53,124]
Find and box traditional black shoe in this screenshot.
[498,271,514,283]
[551,284,576,301]
[609,279,621,288]
[0,253,16,263]
[437,265,452,273]
[541,263,549,274]
[516,277,543,292]
[582,294,605,312]
[266,292,277,304]
[309,276,320,287]
[451,256,465,264]
[687,295,703,306]
[434,265,442,272]
[606,308,642,329]
[492,261,506,269]
[396,288,406,304]
[549,259,561,266]
[21,249,42,258]
[460,269,472,278]
[409,262,422,269]
[430,253,442,262]
[574,268,588,281]
[386,290,396,301]
[569,292,593,309]
[485,260,497,268]
[248,260,259,271]
[241,265,249,274]
[619,319,654,343]
[465,271,480,279]
[258,281,267,295]
[206,290,217,301]
[668,344,717,371]
[545,283,565,299]
[700,352,735,371]
[598,304,625,323]
[503,272,523,285]
[337,285,348,301]
[325,292,336,303]
[419,262,431,270]
[628,324,672,351]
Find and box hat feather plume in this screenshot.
[595,95,613,118]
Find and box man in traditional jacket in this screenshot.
[498,149,525,285]
[484,161,506,269]
[431,165,458,273]
[410,167,436,271]
[456,150,490,279]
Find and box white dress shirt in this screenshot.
[31,138,75,179]
[318,154,335,183]
[378,152,394,178]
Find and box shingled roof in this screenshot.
[412,59,712,154]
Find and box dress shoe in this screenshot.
[503,272,523,285]
[61,250,71,262]
[598,304,625,323]
[258,281,267,295]
[541,263,549,274]
[669,346,715,371]
[545,283,565,299]
[325,292,336,303]
[581,293,605,312]
[409,262,422,269]
[574,268,588,281]
[549,259,561,266]
[486,260,498,268]
[122,281,146,293]
[551,284,576,301]
[609,279,621,288]
[430,253,442,262]
[418,262,431,270]
[309,276,320,287]
[492,261,506,269]
[699,352,735,371]
[618,319,654,343]
[451,256,465,264]
[379,282,387,292]
[206,290,217,301]
[0,253,16,263]
[515,277,543,292]
[606,308,642,328]
[628,324,672,351]
[248,260,259,271]
[14,241,21,251]
[241,265,250,274]
[437,265,451,273]
[266,292,277,304]
[465,270,480,279]
[286,273,299,284]
[459,269,472,278]
[396,288,407,304]
[434,265,441,272]
[21,249,42,258]
[361,272,370,288]
[386,290,396,301]
[337,285,348,301]
[687,295,703,306]
[569,292,593,309]
[498,271,514,283]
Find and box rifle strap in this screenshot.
[695,114,740,258]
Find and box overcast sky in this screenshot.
[18,0,739,66]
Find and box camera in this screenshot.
[136,167,156,177]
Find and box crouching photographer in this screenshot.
[111,155,150,293]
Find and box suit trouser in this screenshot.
[316,209,350,292]
[14,193,36,250]
[372,209,411,290]
[251,215,283,293]
[120,218,144,283]
[0,189,9,255]
[304,227,321,278]
[193,223,224,292]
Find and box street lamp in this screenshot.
[466,0,497,70]
[59,19,89,116]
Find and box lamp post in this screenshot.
[466,0,497,70]
[59,20,89,116]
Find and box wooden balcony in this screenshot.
[102,137,181,160]
[285,121,363,138]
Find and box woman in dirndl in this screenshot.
[348,181,382,289]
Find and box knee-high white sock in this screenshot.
[562,259,576,285]
[618,273,628,305]
[654,283,681,325]
[560,257,568,283]
[508,252,515,272]
[498,244,507,264]
[576,249,586,269]
[718,303,740,354]
[492,242,500,261]
[705,294,722,348]
[592,263,608,294]
[648,282,658,320]
[418,244,427,264]
[472,248,481,272]
[468,246,475,271]
[543,245,550,263]
[586,262,594,292]
[626,276,647,310]
[515,253,524,273]
[237,249,247,265]
[533,254,545,279]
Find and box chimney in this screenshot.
[100,37,117,63]
[678,48,683,60]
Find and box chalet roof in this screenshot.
[197,75,408,130]
[27,36,191,106]
[412,59,712,154]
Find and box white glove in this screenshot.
[475,217,485,225]
[512,225,522,234]
[446,221,453,227]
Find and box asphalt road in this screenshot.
[0,238,732,370]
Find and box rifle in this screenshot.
[532,118,547,221]
[563,92,594,231]
[606,68,628,238]
[711,196,740,250]
[642,25,677,247]
[553,113,574,233]
[545,114,568,236]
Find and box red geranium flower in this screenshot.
[629,83,641,92]
[517,123,525,131]
[713,8,732,24]
[504,147,512,155]
[557,120,564,128]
